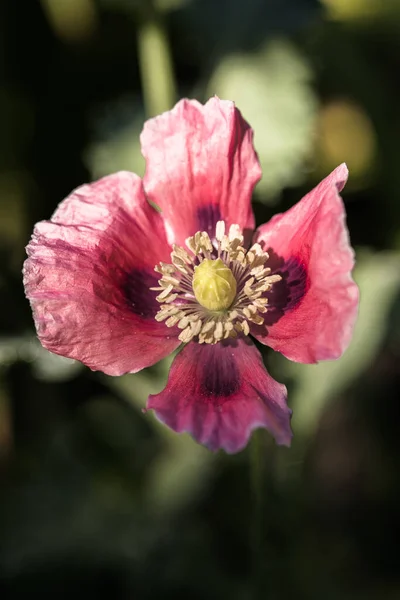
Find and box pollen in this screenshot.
[192,258,237,311]
[151,221,282,344]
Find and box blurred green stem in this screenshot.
[137,9,177,117]
[0,391,13,473]
[251,429,265,599]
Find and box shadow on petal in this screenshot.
[251,247,309,341]
[122,270,161,319]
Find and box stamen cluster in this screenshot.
[152,221,281,344]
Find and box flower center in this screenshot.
[151,221,281,344]
[192,258,237,311]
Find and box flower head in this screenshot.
[23,97,359,453]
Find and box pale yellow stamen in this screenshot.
[151,221,282,344]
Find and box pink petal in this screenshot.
[147,338,292,453]
[141,97,261,245]
[253,164,359,363]
[23,172,180,375]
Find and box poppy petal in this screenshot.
[23,171,180,375]
[252,164,359,363]
[147,338,292,453]
[141,97,261,245]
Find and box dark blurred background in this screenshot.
[1,0,400,598]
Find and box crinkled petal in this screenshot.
[147,338,292,453]
[141,97,261,245]
[252,164,359,363]
[23,172,180,375]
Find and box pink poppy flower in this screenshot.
[23,97,359,453]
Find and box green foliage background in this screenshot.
[0,1,400,598]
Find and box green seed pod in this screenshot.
[192,258,237,311]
